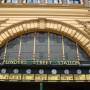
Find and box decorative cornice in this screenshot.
[0,8,89,16]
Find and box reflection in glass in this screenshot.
[79,46,90,61]
[0,47,4,63]
[0,47,4,59]
[64,37,77,60]
[36,32,48,60]
[21,33,34,60]
[50,33,62,60]
[7,38,20,60]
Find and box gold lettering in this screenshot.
[22,74,34,80]
[48,74,60,81]
[74,74,86,80]
[86,74,90,80]
[61,74,73,80]
[35,74,47,81]
[0,74,9,80]
[9,74,21,80]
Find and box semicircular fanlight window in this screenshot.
[0,32,89,65]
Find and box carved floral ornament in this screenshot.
[0,18,90,56]
[76,20,90,35]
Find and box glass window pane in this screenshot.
[79,46,90,61]
[64,37,77,60]
[0,47,4,63]
[36,32,48,60]
[50,33,62,60]
[21,33,34,60]
[6,38,20,60]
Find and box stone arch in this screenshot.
[0,18,90,56]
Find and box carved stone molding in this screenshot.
[76,20,90,35]
[0,18,9,25]
[38,18,46,29]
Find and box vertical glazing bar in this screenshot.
[76,43,80,62]
[3,42,7,64]
[18,36,22,64]
[48,32,50,62]
[62,35,65,60]
[33,32,36,64]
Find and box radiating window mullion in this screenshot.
[33,32,36,62]
[48,32,50,60]
[76,42,80,61]
[62,35,65,60]
[3,42,8,63]
[18,36,22,63]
